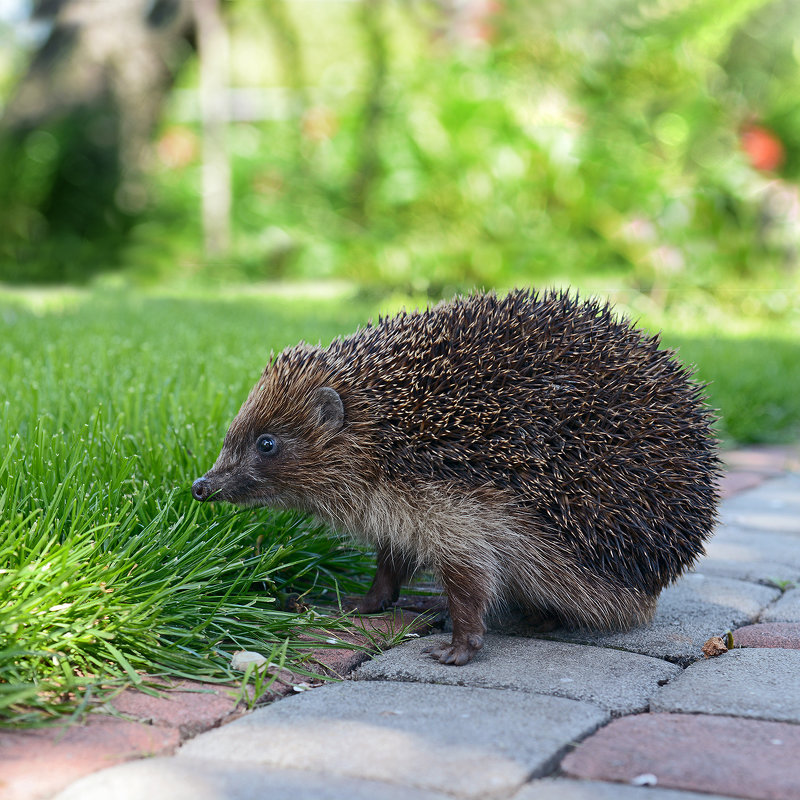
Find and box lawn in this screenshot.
[0,286,381,726]
[1,283,798,725]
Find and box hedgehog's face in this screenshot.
[191,385,347,511]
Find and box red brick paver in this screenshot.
[719,470,768,498]
[109,679,239,739]
[0,716,179,800]
[723,445,800,476]
[310,608,434,680]
[562,712,800,800]
[718,444,799,499]
[733,623,800,650]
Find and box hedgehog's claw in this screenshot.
[422,635,483,666]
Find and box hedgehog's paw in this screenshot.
[422,634,483,666]
[343,595,392,615]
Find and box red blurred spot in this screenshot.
[454,0,503,45]
[156,127,198,169]
[741,123,785,172]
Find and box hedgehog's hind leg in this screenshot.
[353,545,416,614]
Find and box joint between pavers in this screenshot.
[539,716,621,785]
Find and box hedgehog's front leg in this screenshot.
[423,560,491,666]
[354,545,415,614]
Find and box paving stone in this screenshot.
[720,510,800,536]
[650,649,800,723]
[722,470,800,501]
[733,622,800,649]
[54,758,452,800]
[561,713,800,800]
[351,608,433,637]
[513,778,739,800]
[354,634,680,715]
[694,515,800,585]
[760,587,800,623]
[109,679,239,739]
[723,445,800,476]
[720,474,800,535]
[178,680,608,799]
[301,609,436,681]
[718,471,765,498]
[703,526,800,577]
[690,557,799,587]
[240,609,434,703]
[5,610,432,800]
[546,574,779,665]
[0,716,179,800]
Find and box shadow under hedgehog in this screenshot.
[192,289,720,666]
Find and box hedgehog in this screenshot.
[192,290,720,665]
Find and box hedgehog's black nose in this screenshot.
[192,477,211,502]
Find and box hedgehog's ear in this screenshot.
[313,386,344,432]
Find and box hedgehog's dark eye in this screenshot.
[256,434,277,455]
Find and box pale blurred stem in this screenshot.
[262,0,309,163]
[351,0,388,219]
[195,0,231,257]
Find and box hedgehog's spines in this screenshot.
[244,288,719,615]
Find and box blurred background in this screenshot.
[0,0,799,307]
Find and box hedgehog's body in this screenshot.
[193,290,720,665]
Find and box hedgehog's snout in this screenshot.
[191,476,212,502]
[191,461,252,504]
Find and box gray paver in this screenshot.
[691,557,800,587]
[722,472,800,506]
[512,778,739,800]
[178,680,608,799]
[355,634,680,715]
[704,526,800,574]
[650,648,800,723]
[761,587,800,622]
[54,758,451,800]
[720,474,800,535]
[547,574,779,665]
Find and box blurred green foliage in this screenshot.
[1,0,800,317]
[0,112,130,282]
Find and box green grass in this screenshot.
[1,283,798,725]
[664,333,800,445]
[614,292,800,446]
[0,287,383,726]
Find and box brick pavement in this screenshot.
[1,611,431,800]
[3,443,799,800]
